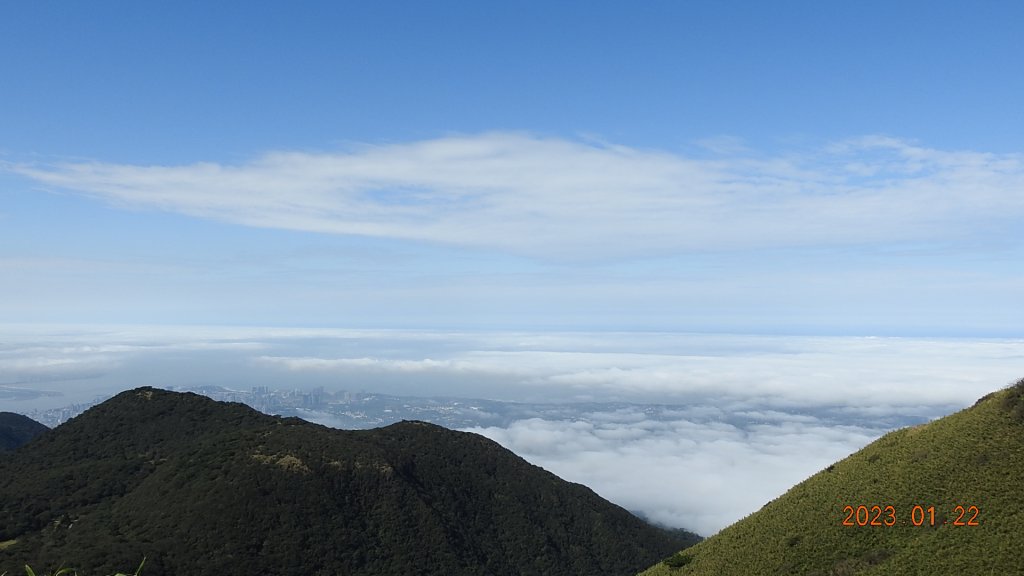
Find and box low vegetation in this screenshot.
[3,557,143,576]
[640,377,1024,575]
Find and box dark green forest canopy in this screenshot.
[0,387,697,576]
[0,412,48,452]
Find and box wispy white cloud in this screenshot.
[10,133,1024,259]
[257,355,481,373]
[0,324,272,390]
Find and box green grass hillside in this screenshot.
[640,378,1024,576]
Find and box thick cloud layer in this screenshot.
[4,326,1022,533]
[466,411,881,535]
[5,326,1021,410]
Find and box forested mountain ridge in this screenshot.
[0,412,48,452]
[0,387,697,576]
[640,378,1024,575]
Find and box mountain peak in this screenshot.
[1,387,697,575]
[0,412,48,452]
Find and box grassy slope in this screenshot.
[640,380,1024,576]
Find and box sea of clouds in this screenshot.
[3,325,1023,534]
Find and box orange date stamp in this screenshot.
[841,504,980,527]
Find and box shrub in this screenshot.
[1000,377,1024,423]
[14,557,144,576]
[663,551,693,568]
[862,548,892,565]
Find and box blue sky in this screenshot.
[2,0,1023,335]
[4,2,1024,534]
